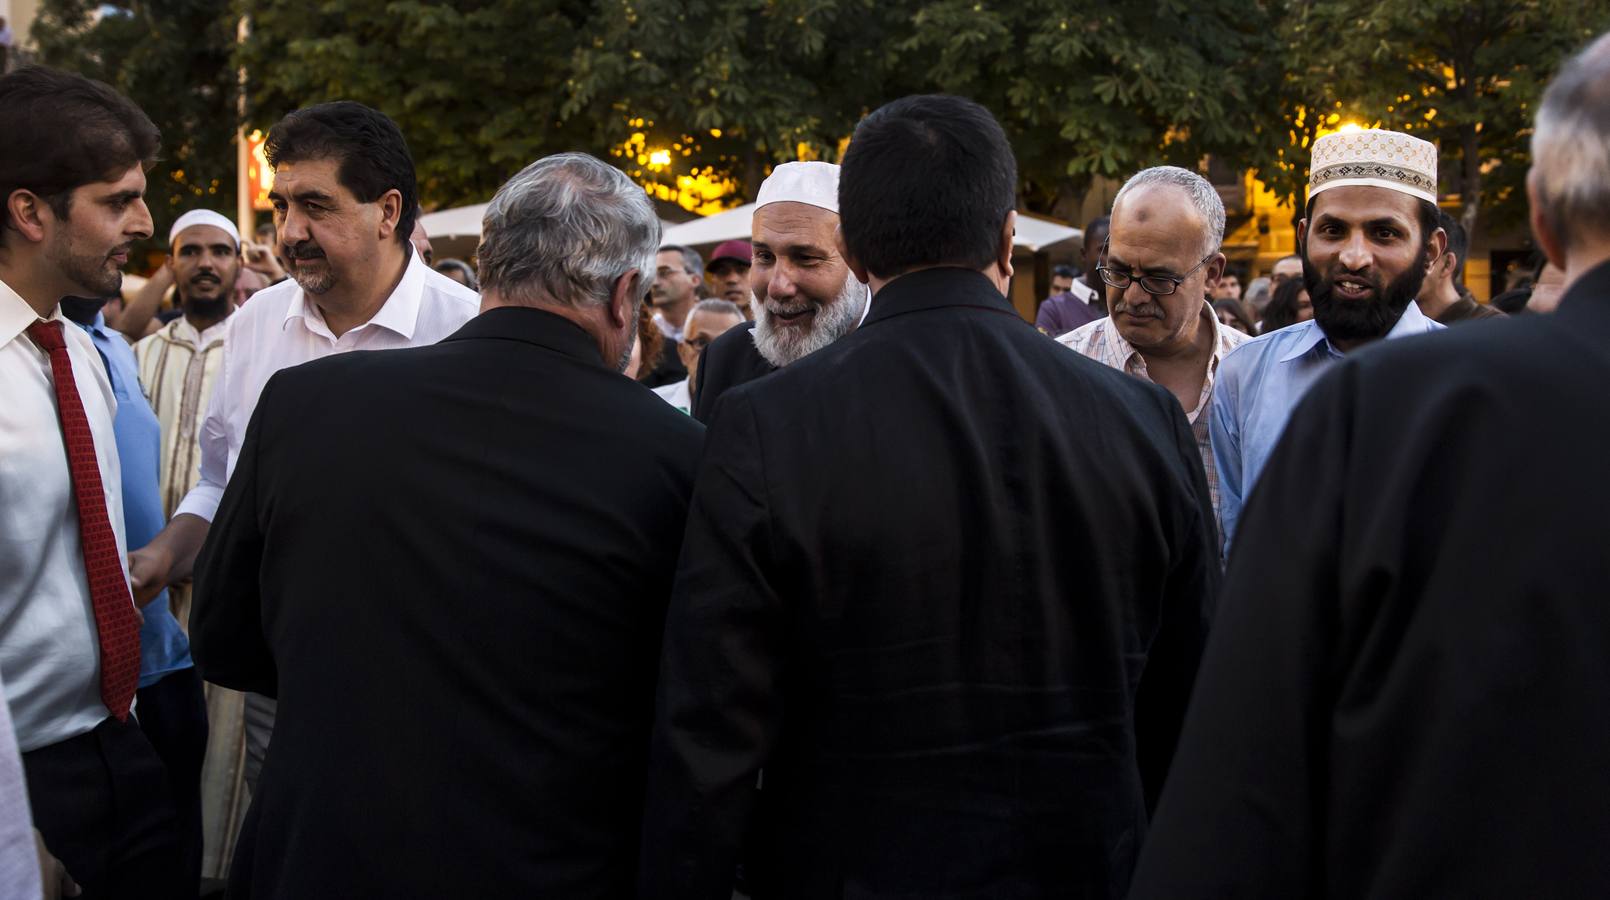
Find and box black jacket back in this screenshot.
[193,307,704,900]
[642,268,1219,899]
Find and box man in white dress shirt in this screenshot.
[127,100,478,795]
[0,64,185,899]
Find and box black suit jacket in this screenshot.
[1130,260,1610,899]
[690,320,776,423]
[192,307,704,900]
[641,268,1219,900]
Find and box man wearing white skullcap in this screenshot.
[1208,127,1448,553]
[690,160,870,422]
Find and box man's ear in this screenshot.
[1425,228,1448,275]
[996,210,1017,278]
[609,270,638,330]
[1204,252,1228,289]
[377,188,403,241]
[1527,170,1568,271]
[6,189,52,244]
[836,225,871,286]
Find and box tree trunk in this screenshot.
[1460,120,1481,269]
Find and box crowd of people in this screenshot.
[1,25,1608,900]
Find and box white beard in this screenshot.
[751,273,869,368]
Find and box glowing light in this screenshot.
[648,149,672,167]
[1337,122,1365,134]
[245,130,273,212]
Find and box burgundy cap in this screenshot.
[706,239,752,270]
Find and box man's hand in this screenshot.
[34,830,81,900]
[242,241,286,283]
[128,541,175,607]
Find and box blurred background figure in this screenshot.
[1258,277,1313,333]
[1213,298,1255,335]
[433,258,478,291]
[704,239,753,316]
[1418,210,1505,324]
[653,299,744,414]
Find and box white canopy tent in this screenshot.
[418,202,682,242]
[661,203,1081,253]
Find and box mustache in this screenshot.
[1111,299,1165,319]
[108,244,133,258]
[284,243,326,261]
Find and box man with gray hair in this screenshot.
[653,298,746,413]
[1131,30,1610,899]
[190,152,704,899]
[1057,165,1249,526]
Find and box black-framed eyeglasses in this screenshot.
[683,335,717,352]
[1095,241,1217,297]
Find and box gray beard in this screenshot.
[751,274,868,368]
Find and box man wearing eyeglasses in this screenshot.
[653,298,745,414]
[1057,167,1250,530]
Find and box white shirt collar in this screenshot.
[283,245,428,341]
[0,278,37,347]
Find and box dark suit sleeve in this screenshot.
[640,388,786,900]
[1133,394,1221,813]
[1128,367,1354,898]
[190,373,280,697]
[689,343,712,421]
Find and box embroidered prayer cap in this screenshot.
[756,161,840,215]
[168,209,242,248]
[1308,129,1439,206]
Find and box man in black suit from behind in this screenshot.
[640,95,1220,900]
[191,152,704,899]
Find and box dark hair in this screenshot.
[1052,264,1077,279]
[1212,298,1256,334]
[1261,277,1309,332]
[1437,210,1468,282]
[659,244,702,274]
[265,101,417,246]
[840,94,1017,279]
[0,66,159,243]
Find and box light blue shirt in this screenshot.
[1210,302,1444,556]
[73,312,193,687]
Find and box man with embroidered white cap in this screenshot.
[1132,33,1610,898]
[1209,127,1446,554]
[126,101,477,805]
[690,159,870,422]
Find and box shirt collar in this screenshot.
[863,267,1018,326]
[1099,300,1240,364]
[283,245,428,340]
[1276,298,1438,363]
[0,277,39,347]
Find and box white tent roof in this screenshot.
[661,203,1080,252]
[420,199,1079,253]
[418,202,681,242]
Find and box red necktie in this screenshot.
[27,320,141,721]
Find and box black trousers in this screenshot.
[23,714,184,899]
[138,667,209,899]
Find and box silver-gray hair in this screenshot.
[682,298,744,333]
[1531,31,1610,249]
[1111,165,1226,258]
[477,152,660,308]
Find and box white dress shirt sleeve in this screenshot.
[173,345,231,523]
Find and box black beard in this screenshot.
[1303,247,1430,345]
[184,295,231,319]
[59,296,109,325]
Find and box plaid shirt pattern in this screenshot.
[1054,303,1250,518]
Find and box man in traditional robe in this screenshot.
[1210,127,1447,552]
[1130,31,1610,899]
[690,161,869,423]
[640,94,1218,900]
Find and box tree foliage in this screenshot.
[1254,0,1610,246]
[32,0,240,247]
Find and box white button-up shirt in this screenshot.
[0,279,132,751]
[174,249,478,523]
